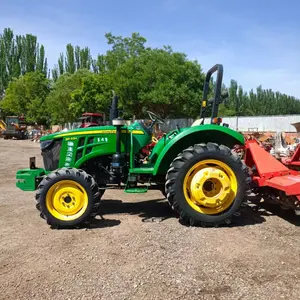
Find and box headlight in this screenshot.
[40,140,54,151]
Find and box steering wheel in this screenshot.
[146,110,166,126]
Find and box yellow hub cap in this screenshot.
[46,180,88,221]
[183,159,238,215]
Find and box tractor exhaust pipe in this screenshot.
[109,91,119,125]
[111,119,125,177]
[111,91,126,181]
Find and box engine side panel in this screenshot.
[40,123,151,170]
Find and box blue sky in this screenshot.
[1,0,300,97]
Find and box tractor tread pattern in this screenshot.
[35,167,100,227]
[165,142,251,227]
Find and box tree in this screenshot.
[65,44,76,74]
[112,48,205,118]
[51,44,92,79]
[70,73,113,118]
[46,69,93,124]
[93,32,148,73]
[0,72,50,124]
[0,28,48,96]
[3,28,300,124]
[36,44,48,75]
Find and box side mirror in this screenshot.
[219,90,229,104]
[221,90,229,99]
[208,90,228,105]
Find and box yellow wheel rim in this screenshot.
[183,159,238,215]
[45,180,88,221]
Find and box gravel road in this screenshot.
[0,139,300,300]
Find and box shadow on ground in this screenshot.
[246,195,300,227]
[99,198,175,223]
[53,217,121,230]
[52,198,171,230]
[58,196,300,230]
[99,198,268,227]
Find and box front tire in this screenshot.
[35,168,101,228]
[165,143,250,227]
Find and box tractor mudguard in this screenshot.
[152,124,245,175]
[16,168,48,191]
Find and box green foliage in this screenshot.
[52,44,93,78]
[36,44,48,74]
[219,80,300,117]
[45,69,91,124]
[100,32,148,72]
[113,48,205,118]
[0,28,48,97]
[0,72,50,124]
[1,27,300,125]
[69,73,113,118]
[46,70,114,125]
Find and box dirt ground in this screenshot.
[1,139,300,300]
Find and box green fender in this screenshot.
[152,124,245,175]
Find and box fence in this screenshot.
[219,115,300,133]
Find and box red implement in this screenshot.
[282,144,300,167]
[266,176,300,196]
[245,140,300,196]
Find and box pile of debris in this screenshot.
[28,129,53,142]
[241,131,299,159]
[28,125,63,142]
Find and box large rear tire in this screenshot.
[165,143,250,227]
[35,168,101,228]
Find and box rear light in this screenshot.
[212,117,222,124]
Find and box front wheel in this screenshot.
[35,168,101,228]
[165,143,250,227]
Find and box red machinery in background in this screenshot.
[78,112,106,128]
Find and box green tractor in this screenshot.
[16,64,249,228]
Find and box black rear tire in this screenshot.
[165,142,250,227]
[35,168,101,228]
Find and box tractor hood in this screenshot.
[40,125,119,141]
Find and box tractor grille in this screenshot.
[42,140,62,171]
